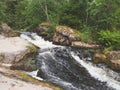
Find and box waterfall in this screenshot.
[71,52,120,90]
[21,32,120,90]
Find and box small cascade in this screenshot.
[21,32,120,90]
[20,32,59,49]
[71,52,120,90]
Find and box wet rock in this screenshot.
[37,47,110,90]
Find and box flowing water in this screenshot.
[21,32,120,90]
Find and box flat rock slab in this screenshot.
[0,73,52,90]
[0,36,32,63]
[71,41,100,49]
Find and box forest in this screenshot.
[0,0,120,50]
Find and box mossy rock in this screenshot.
[93,53,107,63]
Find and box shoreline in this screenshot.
[0,65,62,90]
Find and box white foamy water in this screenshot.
[20,33,120,90]
[26,70,43,80]
[71,52,120,90]
[20,33,58,49]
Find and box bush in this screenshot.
[98,30,120,50]
[45,25,56,35]
[81,25,93,43]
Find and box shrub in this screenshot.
[81,25,93,43]
[98,30,120,50]
[45,25,56,35]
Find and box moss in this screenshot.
[18,71,62,90]
[26,59,37,71]
[0,53,4,62]
[27,45,37,53]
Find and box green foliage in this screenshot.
[0,1,6,22]
[59,0,89,30]
[27,59,37,71]
[0,0,120,51]
[98,30,120,50]
[81,25,93,43]
[88,0,120,30]
[23,0,64,29]
[45,25,56,35]
[0,0,27,30]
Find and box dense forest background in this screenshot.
[0,0,120,50]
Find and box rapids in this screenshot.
[21,32,120,90]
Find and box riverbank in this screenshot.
[0,64,61,90]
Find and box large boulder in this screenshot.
[109,60,120,71]
[0,36,37,71]
[0,23,20,37]
[93,53,107,63]
[105,51,120,71]
[93,50,120,71]
[53,26,81,45]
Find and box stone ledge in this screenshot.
[71,41,100,49]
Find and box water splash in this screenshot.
[71,52,120,90]
[20,32,59,49]
[21,32,120,90]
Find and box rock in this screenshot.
[53,32,71,45]
[53,26,81,45]
[29,26,47,36]
[29,22,52,36]
[105,51,120,60]
[109,60,120,71]
[93,53,107,63]
[0,23,20,37]
[93,50,120,71]
[0,36,37,71]
[71,41,100,49]
[104,51,120,71]
[0,23,11,31]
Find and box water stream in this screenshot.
[21,32,120,90]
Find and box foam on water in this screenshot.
[21,33,120,90]
[71,52,120,90]
[20,33,58,49]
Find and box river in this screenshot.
[21,32,120,90]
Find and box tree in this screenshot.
[1,0,27,30]
[59,0,90,30]
[24,0,65,29]
[0,0,6,23]
[88,0,120,30]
